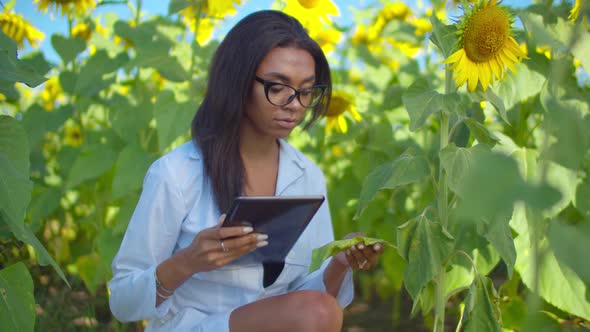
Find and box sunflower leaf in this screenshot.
[309,236,395,273]
[429,14,457,58]
[168,0,193,15]
[403,78,464,131]
[397,214,455,299]
[51,34,86,65]
[0,262,35,332]
[463,274,502,332]
[355,149,430,219]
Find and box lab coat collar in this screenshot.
[187,139,305,195]
[276,139,305,195]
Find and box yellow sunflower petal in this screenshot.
[337,115,348,133]
[477,63,490,91]
[350,107,362,122]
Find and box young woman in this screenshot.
[109,10,384,332]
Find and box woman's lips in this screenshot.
[274,118,298,129]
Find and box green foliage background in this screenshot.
[1,0,590,331]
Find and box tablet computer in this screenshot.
[223,195,325,263]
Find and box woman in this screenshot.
[109,10,384,332]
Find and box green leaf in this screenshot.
[472,88,509,124]
[456,150,560,221]
[429,14,457,58]
[65,144,117,190]
[96,229,123,277]
[0,115,29,172]
[0,50,46,87]
[0,32,46,87]
[0,262,35,332]
[153,90,197,152]
[397,214,455,299]
[402,78,463,131]
[515,228,590,321]
[130,45,188,82]
[570,25,590,74]
[410,281,435,316]
[28,187,61,226]
[112,145,156,199]
[76,254,109,295]
[74,50,129,96]
[575,179,590,218]
[464,118,499,146]
[0,29,17,55]
[113,193,139,235]
[0,116,32,226]
[463,274,502,332]
[512,148,578,218]
[110,95,153,143]
[168,0,193,15]
[355,149,429,219]
[20,52,52,76]
[21,104,73,147]
[0,80,19,101]
[521,12,590,73]
[58,70,76,94]
[51,34,86,65]
[0,210,68,286]
[540,86,590,170]
[548,221,590,286]
[309,236,395,273]
[439,143,490,195]
[495,63,545,112]
[481,216,516,278]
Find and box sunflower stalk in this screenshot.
[433,67,453,332]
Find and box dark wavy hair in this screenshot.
[191,10,332,213]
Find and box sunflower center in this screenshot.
[298,0,321,9]
[463,5,510,62]
[326,95,350,117]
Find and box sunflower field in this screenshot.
[1,0,589,331]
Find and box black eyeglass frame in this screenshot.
[254,76,328,108]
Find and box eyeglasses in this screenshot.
[255,76,327,108]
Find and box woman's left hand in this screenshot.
[333,232,385,271]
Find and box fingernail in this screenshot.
[257,234,268,241]
[346,249,351,256]
[257,241,268,247]
[374,244,382,251]
[357,244,365,250]
[243,227,253,233]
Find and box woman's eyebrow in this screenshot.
[263,72,316,84]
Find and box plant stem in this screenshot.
[433,67,454,332]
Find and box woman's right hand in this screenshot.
[181,214,268,273]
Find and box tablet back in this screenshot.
[224,195,325,263]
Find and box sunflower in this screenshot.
[568,0,588,22]
[71,22,92,41]
[283,0,339,36]
[179,6,215,46]
[325,91,361,134]
[34,0,97,16]
[310,28,341,55]
[381,2,411,21]
[40,77,64,111]
[444,0,527,92]
[412,17,432,37]
[0,11,44,48]
[63,120,83,147]
[179,0,241,21]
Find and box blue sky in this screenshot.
[11,0,532,63]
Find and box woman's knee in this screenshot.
[290,291,343,332]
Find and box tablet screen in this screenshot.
[223,195,325,263]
